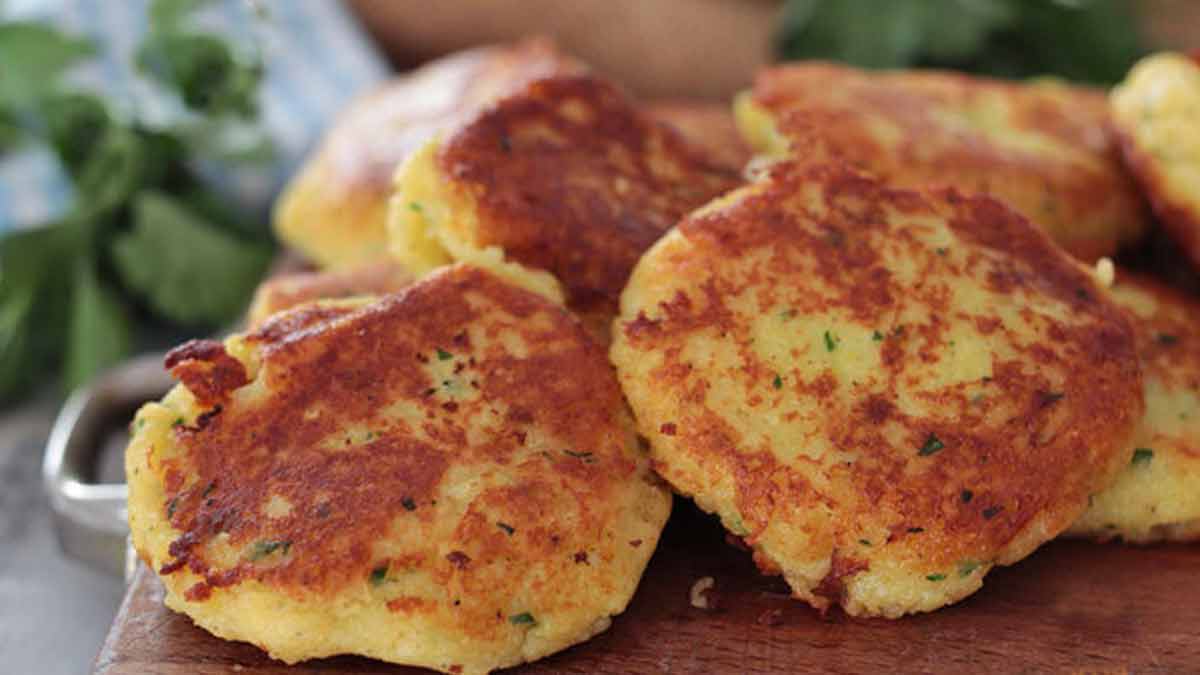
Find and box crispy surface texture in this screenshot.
[126,265,671,673]
[1069,272,1200,543]
[736,62,1148,262]
[389,74,741,339]
[645,100,753,172]
[1111,52,1200,269]
[611,160,1143,618]
[245,260,414,328]
[273,39,580,268]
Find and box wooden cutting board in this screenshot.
[94,500,1199,674]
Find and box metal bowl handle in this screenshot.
[42,352,173,579]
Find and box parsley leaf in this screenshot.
[1131,448,1154,467]
[111,191,270,326]
[63,261,131,392]
[0,22,95,107]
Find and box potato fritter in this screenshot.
[736,62,1149,262]
[389,74,742,339]
[1110,52,1200,270]
[611,160,1142,618]
[245,260,414,328]
[645,100,753,172]
[1069,272,1200,543]
[273,39,580,269]
[126,265,671,673]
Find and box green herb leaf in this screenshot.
[369,564,388,586]
[824,330,838,352]
[772,374,783,389]
[111,191,270,326]
[509,612,536,625]
[1131,448,1154,467]
[872,330,884,341]
[436,348,453,361]
[918,433,944,457]
[249,539,291,560]
[497,522,516,536]
[0,22,95,107]
[63,261,131,392]
[42,92,111,174]
[1156,333,1179,347]
[958,560,980,577]
[926,573,947,582]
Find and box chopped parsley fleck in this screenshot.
[907,527,925,534]
[1040,392,1065,406]
[369,565,388,586]
[935,247,948,256]
[926,573,947,582]
[982,506,1002,520]
[172,417,184,428]
[872,330,884,341]
[135,419,145,430]
[509,612,536,625]
[409,202,423,213]
[960,489,973,503]
[250,540,291,560]
[958,560,979,577]
[918,433,944,457]
[401,496,417,511]
[824,330,838,352]
[166,497,179,519]
[497,522,516,536]
[773,374,783,389]
[859,539,872,546]
[564,450,594,462]
[1131,448,1154,467]
[1156,333,1179,346]
[202,481,216,497]
[436,348,453,361]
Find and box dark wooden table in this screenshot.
[95,500,1200,674]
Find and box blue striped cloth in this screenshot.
[0,0,389,233]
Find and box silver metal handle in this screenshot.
[42,352,173,578]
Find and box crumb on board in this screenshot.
[690,576,716,609]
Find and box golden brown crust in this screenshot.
[157,265,648,602]
[613,160,1143,615]
[273,39,582,268]
[644,100,753,172]
[746,63,1149,261]
[436,75,742,321]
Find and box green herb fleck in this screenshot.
[1131,448,1154,467]
[1156,333,1179,346]
[824,330,838,352]
[960,489,973,503]
[780,309,797,320]
[982,506,1002,520]
[907,527,924,534]
[250,539,291,560]
[935,247,948,256]
[926,573,947,582]
[958,560,979,577]
[872,330,884,341]
[369,565,388,586]
[497,522,516,536]
[409,202,423,213]
[172,417,184,428]
[509,612,536,625]
[773,374,783,389]
[401,496,417,511]
[859,539,871,546]
[166,497,179,519]
[201,481,215,497]
[918,433,944,457]
[436,348,453,361]
[564,450,594,462]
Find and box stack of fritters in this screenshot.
[127,40,1200,672]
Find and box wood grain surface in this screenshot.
[95,500,1200,674]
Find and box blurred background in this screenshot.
[0,1,1195,673]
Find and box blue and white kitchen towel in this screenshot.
[0,0,390,234]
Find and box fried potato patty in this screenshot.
[736,62,1149,261]
[1069,272,1200,543]
[245,260,414,328]
[611,160,1143,618]
[1110,52,1200,269]
[126,265,671,673]
[645,100,753,172]
[273,39,579,268]
[389,74,741,338]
